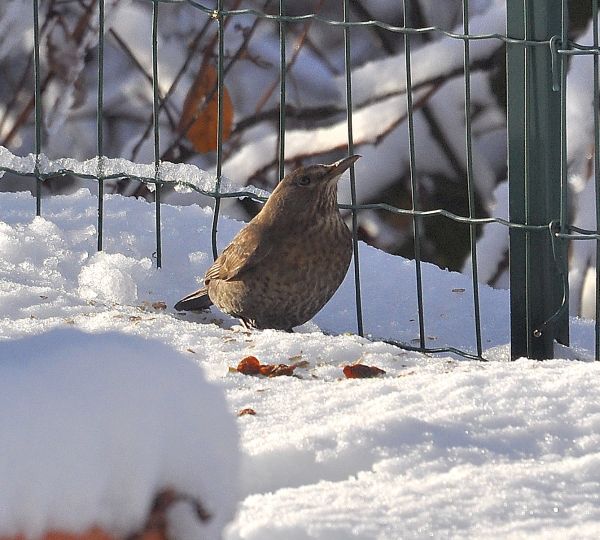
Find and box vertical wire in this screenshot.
[97,0,105,251]
[343,0,364,336]
[211,0,225,260]
[559,0,570,346]
[403,1,426,349]
[462,0,483,357]
[278,0,286,181]
[32,0,42,216]
[559,0,569,233]
[593,0,600,360]
[152,0,162,268]
[523,0,532,357]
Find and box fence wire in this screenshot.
[3,0,600,360]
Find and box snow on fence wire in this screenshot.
[2,0,600,361]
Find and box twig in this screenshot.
[109,28,178,130]
[410,3,467,182]
[231,54,498,137]
[243,84,440,186]
[254,0,325,114]
[349,0,397,54]
[130,16,215,161]
[160,0,268,161]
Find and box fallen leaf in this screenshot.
[291,359,310,369]
[452,288,466,293]
[238,408,257,416]
[179,60,233,153]
[236,356,261,375]
[343,364,386,379]
[234,356,297,377]
[1,527,116,540]
[259,363,295,377]
[39,295,48,300]
[186,348,196,354]
[138,300,167,312]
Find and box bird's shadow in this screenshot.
[172,307,326,335]
[172,306,237,329]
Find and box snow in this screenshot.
[2,187,600,539]
[346,2,506,106]
[0,328,239,540]
[0,146,269,198]
[230,360,600,539]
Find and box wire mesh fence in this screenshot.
[1,0,600,361]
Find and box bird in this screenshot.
[174,155,360,331]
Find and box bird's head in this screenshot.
[284,154,360,191]
[266,155,360,216]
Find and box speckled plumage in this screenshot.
[174,155,359,331]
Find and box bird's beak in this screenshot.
[326,154,361,181]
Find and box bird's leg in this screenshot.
[240,317,257,330]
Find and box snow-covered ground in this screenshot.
[2,188,600,539]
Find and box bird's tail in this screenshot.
[174,287,213,311]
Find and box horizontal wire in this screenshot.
[3,165,589,235]
[379,337,487,361]
[138,0,600,53]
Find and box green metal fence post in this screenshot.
[506,0,568,360]
[152,0,162,268]
[97,0,105,252]
[593,0,600,361]
[32,0,42,216]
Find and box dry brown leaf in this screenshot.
[343,364,386,379]
[236,355,262,375]
[3,482,209,540]
[238,408,257,417]
[179,60,233,153]
[1,527,116,540]
[234,356,297,378]
[259,364,295,377]
[291,359,310,369]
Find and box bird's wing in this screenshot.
[204,223,272,283]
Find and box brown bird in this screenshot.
[174,155,360,331]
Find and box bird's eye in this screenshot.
[297,175,311,186]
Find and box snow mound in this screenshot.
[0,329,239,540]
